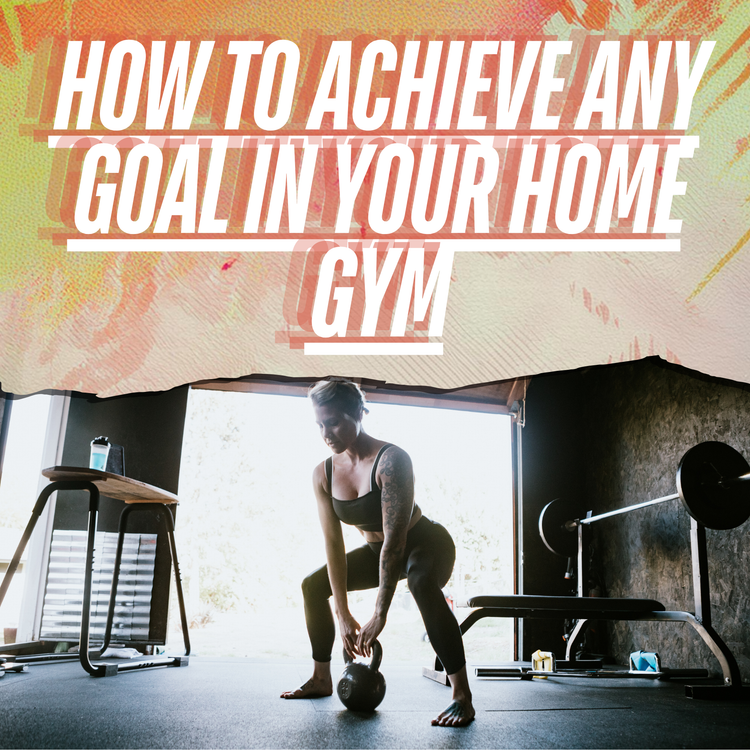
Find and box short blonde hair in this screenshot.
[308,379,368,419]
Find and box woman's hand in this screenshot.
[337,611,362,659]
[356,613,386,657]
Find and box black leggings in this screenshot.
[301,516,466,676]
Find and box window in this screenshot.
[0,394,54,644]
[172,386,516,664]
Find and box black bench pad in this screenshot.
[468,595,665,615]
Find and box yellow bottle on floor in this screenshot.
[531,650,556,678]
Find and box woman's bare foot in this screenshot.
[431,699,475,726]
[280,660,333,699]
[432,665,475,726]
[280,676,333,699]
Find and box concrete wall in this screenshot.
[522,358,750,680]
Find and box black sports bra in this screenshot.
[326,444,392,533]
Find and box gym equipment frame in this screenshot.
[0,467,190,678]
[424,441,750,699]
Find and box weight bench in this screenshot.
[424,591,739,699]
[423,595,713,682]
[460,594,668,671]
[424,595,664,679]
[424,442,750,699]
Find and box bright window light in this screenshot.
[0,394,53,641]
[173,388,514,663]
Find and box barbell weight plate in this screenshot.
[539,498,582,557]
[676,441,750,530]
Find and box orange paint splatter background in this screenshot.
[1,0,749,395]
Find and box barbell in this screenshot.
[540,441,750,557]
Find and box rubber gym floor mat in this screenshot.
[2,657,749,749]
[311,670,634,713]
[485,705,634,712]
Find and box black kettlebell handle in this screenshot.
[342,639,382,672]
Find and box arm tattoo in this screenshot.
[375,447,413,614]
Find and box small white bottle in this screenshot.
[89,436,111,471]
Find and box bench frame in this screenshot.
[425,516,744,699]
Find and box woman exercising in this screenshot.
[280,379,475,727]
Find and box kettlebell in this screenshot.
[337,639,386,712]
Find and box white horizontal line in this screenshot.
[67,239,299,252]
[47,133,691,148]
[67,238,680,253]
[304,343,443,355]
[439,239,680,252]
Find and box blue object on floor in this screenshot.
[629,650,660,672]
